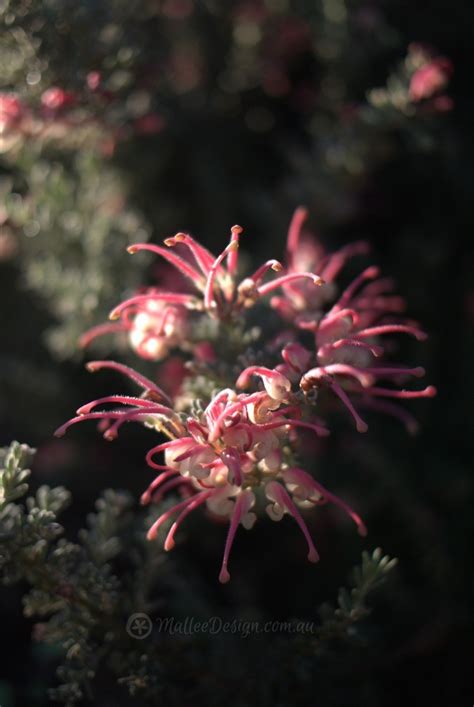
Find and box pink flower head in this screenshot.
[80,287,188,361]
[0,93,24,131]
[53,362,370,584]
[127,294,187,360]
[409,57,453,103]
[86,71,102,91]
[271,206,369,320]
[80,243,197,359]
[82,219,324,362]
[107,225,323,324]
[298,265,436,433]
[41,87,76,112]
[257,209,437,435]
[59,208,436,583]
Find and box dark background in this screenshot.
[0,1,472,705]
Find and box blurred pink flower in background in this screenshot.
[41,87,76,112]
[409,56,453,103]
[0,93,24,131]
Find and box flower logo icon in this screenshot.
[126,612,153,639]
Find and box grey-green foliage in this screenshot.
[316,548,398,644]
[0,441,137,703]
[0,441,398,705]
[3,150,150,358]
[0,440,34,507]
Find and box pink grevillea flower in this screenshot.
[297,265,436,433]
[106,225,324,324]
[128,296,186,360]
[80,288,188,361]
[55,362,368,583]
[86,71,102,91]
[256,208,436,434]
[237,269,435,434]
[81,218,324,360]
[41,87,76,112]
[270,206,369,321]
[409,57,453,103]
[0,93,24,132]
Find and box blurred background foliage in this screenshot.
[0,0,472,705]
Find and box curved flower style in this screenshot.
[109,226,323,322]
[295,265,436,433]
[270,206,370,321]
[79,221,324,360]
[267,208,436,434]
[55,361,368,583]
[299,279,436,433]
[80,221,324,361]
[58,208,435,582]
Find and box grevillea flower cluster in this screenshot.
[0,78,165,155]
[56,209,435,582]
